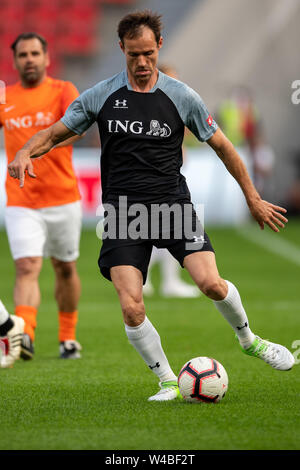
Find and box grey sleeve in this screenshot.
[61,88,97,135]
[159,76,218,142]
[61,72,126,135]
[185,87,218,142]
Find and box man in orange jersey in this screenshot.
[0,33,83,360]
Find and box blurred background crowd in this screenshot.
[1,0,300,217]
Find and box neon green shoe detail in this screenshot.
[236,334,295,371]
[239,336,268,357]
[148,380,182,401]
[161,380,178,388]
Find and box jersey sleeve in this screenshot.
[159,75,218,143]
[61,87,97,135]
[184,87,218,142]
[61,72,127,136]
[60,81,80,115]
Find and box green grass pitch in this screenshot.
[0,221,299,450]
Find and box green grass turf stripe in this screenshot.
[237,223,300,266]
[0,227,299,450]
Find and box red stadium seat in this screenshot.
[59,5,96,24]
[25,6,60,28]
[24,19,58,39]
[1,32,22,50]
[57,4,100,56]
[0,6,26,32]
[61,0,98,7]
[0,59,18,85]
[99,0,136,4]
[59,31,97,55]
[0,0,103,74]
[23,0,60,11]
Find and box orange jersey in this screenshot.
[0,76,81,208]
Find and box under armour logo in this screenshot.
[237,322,248,330]
[114,99,128,109]
[192,235,205,244]
[149,362,160,370]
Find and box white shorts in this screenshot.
[5,201,82,261]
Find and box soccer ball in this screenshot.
[178,356,228,403]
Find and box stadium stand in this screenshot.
[1,0,299,206]
[0,0,136,84]
[160,0,300,204]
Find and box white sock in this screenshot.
[213,281,255,348]
[125,317,177,382]
[0,300,10,326]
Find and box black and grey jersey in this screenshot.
[62,70,218,205]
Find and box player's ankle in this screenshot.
[238,331,256,349]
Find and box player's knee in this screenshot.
[122,297,145,326]
[53,260,76,280]
[200,278,224,299]
[15,257,41,278]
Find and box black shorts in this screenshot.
[98,200,214,283]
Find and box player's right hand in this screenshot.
[8,151,36,188]
[248,199,288,232]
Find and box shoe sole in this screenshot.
[20,347,34,360]
[59,352,81,359]
[0,362,14,369]
[148,396,181,402]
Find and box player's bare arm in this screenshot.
[207,128,288,232]
[8,120,76,187]
[54,133,85,148]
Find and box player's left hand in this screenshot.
[8,150,36,188]
[248,199,288,232]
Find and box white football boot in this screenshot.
[240,335,295,371]
[59,340,82,359]
[148,380,182,402]
[0,315,25,368]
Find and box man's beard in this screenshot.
[22,69,41,85]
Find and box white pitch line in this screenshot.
[236,225,300,266]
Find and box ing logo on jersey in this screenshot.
[107,119,172,137]
[4,111,55,130]
[146,120,171,137]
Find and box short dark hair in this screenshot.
[118,10,163,45]
[11,33,48,55]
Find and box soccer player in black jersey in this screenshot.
[8,10,294,400]
[143,63,200,299]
